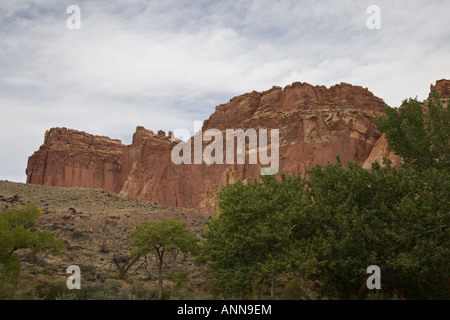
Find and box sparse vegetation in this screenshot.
[0,181,207,300]
[131,218,199,300]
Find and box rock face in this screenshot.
[362,133,403,170]
[429,79,450,99]
[26,128,126,194]
[27,81,445,213]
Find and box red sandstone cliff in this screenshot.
[26,127,126,193]
[26,80,449,213]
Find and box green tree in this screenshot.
[130,218,199,300]
[375,92,450,171]
[201,160,449,299]
[0,204,65,299]
[199,174,309,299]
[298,160,450,299]
[200,90,449,300]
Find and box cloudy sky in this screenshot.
[1,0,449,182]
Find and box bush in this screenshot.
[281,278,317,300]
[0,204,65,299]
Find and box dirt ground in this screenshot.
[0,180,211,291]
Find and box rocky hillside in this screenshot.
[0,180,208,290]
[26,80,450,213]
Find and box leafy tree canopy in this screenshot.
[0,204,65,299]
[375,91,450,171]
[131,218,199,299]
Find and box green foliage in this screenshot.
[375,92,450,171]
[301,161,449,299]
[199,174,309,298]
[200,160,449,299]
[167,270,190,291]
[22,278,68,300]
[68,279,161,300]
[131,218,199,299]
[281,278,317,300]
[89,279,123,300]
[0,204,65,299]
[200,90,449,299]
[131,218,199,257]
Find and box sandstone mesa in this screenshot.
[26,80,450,213]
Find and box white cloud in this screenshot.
[0,0,449,182]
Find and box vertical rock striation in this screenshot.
[26,80,448,213]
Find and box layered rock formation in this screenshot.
[430,79,450,99]
[26,80,447,213]
[26,127,126,194]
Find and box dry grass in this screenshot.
[0,180,210,299]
